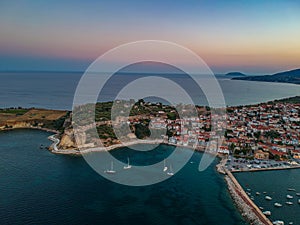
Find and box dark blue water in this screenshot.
[0,129,247,225]
[0,72,299,110]
[235,171,300,224]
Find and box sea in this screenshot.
[0,72,299,110]
[0,71,299,224]
[0,129,247,225]
[236,170,300,225]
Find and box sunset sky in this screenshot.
[0,0,300,74]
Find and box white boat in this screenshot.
[285,201,293,205]
[288,188,296,191]
[259,206,264,210]
[123,157,132,169]
[265,196,272,200]
[273,220,284,225]
[286,194,293,199]
[104,161,116,174]
[296,193,300,196]
[298,199,300,204]
[167,164,174,176]
[256,192,261,195]
[263,191,267,194]
[289,222,294,225]
[163,159,168,172]
[274,203,282,207]
[263,211,271,216]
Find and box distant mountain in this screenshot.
[225,72,247,77]
[232,68,300,84]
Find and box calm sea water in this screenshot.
[0,72,299,110]
[235,170,300,224]
[0,129,247,225]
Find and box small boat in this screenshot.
[123,157,132,170]
[247,192,251,196]
[256,192,261,195]
[104,161,116,174]
[263,211,271,216]
[263,191,267,194]
[286,194,293,199]
[265,196,272,200]
[288,188,296,191]
[246,188,251,192]
[285,201,293,205]
[163,159,168,172]
[167,164,174,176]
[274,203,282,207]
[296,193,300,196]
[259,206,264,210]
[289,222,294,225]
[272,220,284,225]
[298,199,300,204]
[250,197,254,200]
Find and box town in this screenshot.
[78,97,300,172]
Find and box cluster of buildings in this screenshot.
[126,101,300,162]
[225,102,300,161]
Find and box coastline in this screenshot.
[224,169,272,225]
[215,156,273,224]
[0,126,59,134]
[48,133,273,225]
[47,135,216,156]
[0,126,289,225]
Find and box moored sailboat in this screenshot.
[105,161,116,174]
[123,157,132,169]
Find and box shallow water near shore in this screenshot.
[235,170,300,224]
[0,129,247,225]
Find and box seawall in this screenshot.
[225,169,272,225]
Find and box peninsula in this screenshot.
[232,68,300,85]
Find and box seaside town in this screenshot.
[1,97,300,225]
[143,99,300,171]
[68,97,300,173]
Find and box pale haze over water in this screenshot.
[0,72,299,110]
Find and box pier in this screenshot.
[224,169,272,225]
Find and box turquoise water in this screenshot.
[235,170,300,224]
[0,129,247,225]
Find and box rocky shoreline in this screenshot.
[48,136,166,155]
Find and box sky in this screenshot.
[0,0,300,74]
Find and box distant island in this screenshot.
[232,68,300,84]
[225,72,247,77]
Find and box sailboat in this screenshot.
[104,161,116,174]
[167,164,174,176]
[123,157,132,170]
[163,159,168,172]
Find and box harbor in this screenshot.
[235,168,300,225]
